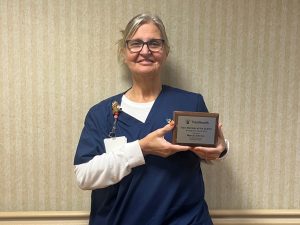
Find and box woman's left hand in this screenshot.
[190,123,226,161]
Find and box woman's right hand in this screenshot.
[139,122,191,157]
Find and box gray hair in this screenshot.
[117,13,170,61]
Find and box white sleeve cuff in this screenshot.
[124,140,145,167]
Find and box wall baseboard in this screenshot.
[0,210,299,225]
[210,209,300,225]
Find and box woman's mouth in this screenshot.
[137,59,154,64]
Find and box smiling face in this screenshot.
[123,22,168,77]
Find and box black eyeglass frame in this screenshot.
[125,39,165,53]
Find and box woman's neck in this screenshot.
[125,79,162,103]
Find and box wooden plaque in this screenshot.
[172,111,219,147]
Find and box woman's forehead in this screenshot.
[130,23,162,39]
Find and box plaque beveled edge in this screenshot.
[172,111,219,147]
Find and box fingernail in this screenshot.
[166,118,175,126]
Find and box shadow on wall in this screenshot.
[119,63,132,87]
[162,60,188,88]
[202,158,241,209]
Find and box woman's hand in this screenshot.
[139,122,191,158]
[190,123,226,161]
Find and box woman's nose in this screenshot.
[139,43,151,54]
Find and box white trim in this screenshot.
[0,210,300,224]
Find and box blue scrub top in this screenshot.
[74,85,213,225]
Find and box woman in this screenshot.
[74,13,227,225]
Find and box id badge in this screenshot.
[104,136,127,153]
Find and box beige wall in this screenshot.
[0,0,299,211]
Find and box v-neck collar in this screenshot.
[116,85,166,125]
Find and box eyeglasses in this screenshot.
[126,39,164,53]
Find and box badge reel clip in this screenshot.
[109,101,122,138]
